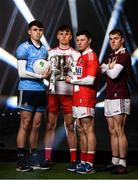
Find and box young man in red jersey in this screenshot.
[101,28,131,174]
[40,25,80,170]
[66,30,99,174]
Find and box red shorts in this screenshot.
[48,94,73,114]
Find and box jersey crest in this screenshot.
[108,56,117,63]
[78,58,84,65]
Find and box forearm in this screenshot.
[70,76,96,85]
[101,63,109,73]
[22,71,42,79]
[18,60,42,79]
[106,64,124,79]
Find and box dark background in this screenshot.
[0,0,138,156]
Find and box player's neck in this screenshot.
[31,38,41,48]
[59,43,70,50]
[114,46,125,54]
[81,46,91,54]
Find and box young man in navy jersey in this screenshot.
[16,20,51,172]
[101,28,131,174]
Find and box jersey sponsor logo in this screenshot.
[76,66,82,76]
[31,53,38,56]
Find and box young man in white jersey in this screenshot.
[40,25,80,170]
[101,28,131,174]
[66,30,99,174]
[16,20,51,172]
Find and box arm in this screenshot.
[17,60,42,79]
[106,63,124,79]
[66,75,96,85]
[100,63,109,73]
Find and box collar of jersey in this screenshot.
[82,48,92,55]
[115,47,126,54]
[28,39,42,49]
[58,46,71,51]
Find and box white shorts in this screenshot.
[72,106,95,119]
[104,99,130,117]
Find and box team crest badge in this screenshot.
[78,58,84,64]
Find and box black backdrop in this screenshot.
[0,0,138,153]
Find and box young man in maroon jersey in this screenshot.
[101,28,131,174]
[66,30,99,174]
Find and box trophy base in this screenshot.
[58,76,65,81]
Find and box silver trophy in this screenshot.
[58,55,67,80]
[67,54,79,91]
[49,55,59,92]
[67,55,76,78]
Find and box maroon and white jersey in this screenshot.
[48,46,80,95]
[104,48,131,99]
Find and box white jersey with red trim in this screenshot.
[48,46,81,95]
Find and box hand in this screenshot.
[66,61,72,69]
[65,76,72,83]
[42,67,51,79]
[108,59,117,69]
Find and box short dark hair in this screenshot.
[109,28,124,38]
[76,30,91,39]
[57,25,72,33]
[28,20,43,29]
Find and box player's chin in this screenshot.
[111,45,118,51]
[78,47,84,52]
[61,41,69,45]
[78,46,84,51]
[35,36,41,40]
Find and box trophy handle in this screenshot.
[49,56,58,92]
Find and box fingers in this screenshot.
[42,68,51,79]
[65,76,71,83]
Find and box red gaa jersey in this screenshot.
[73,49,99,107]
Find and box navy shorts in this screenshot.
[18,90,47,112]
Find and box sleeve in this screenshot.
[87,52,99,77]
[101,63,109,73]
[70,75,95,85]
[106,63,124,79]
[17,60,42,79]
[116,53,129,67]
[16,44,27,60]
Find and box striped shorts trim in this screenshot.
[104,99,130,117]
